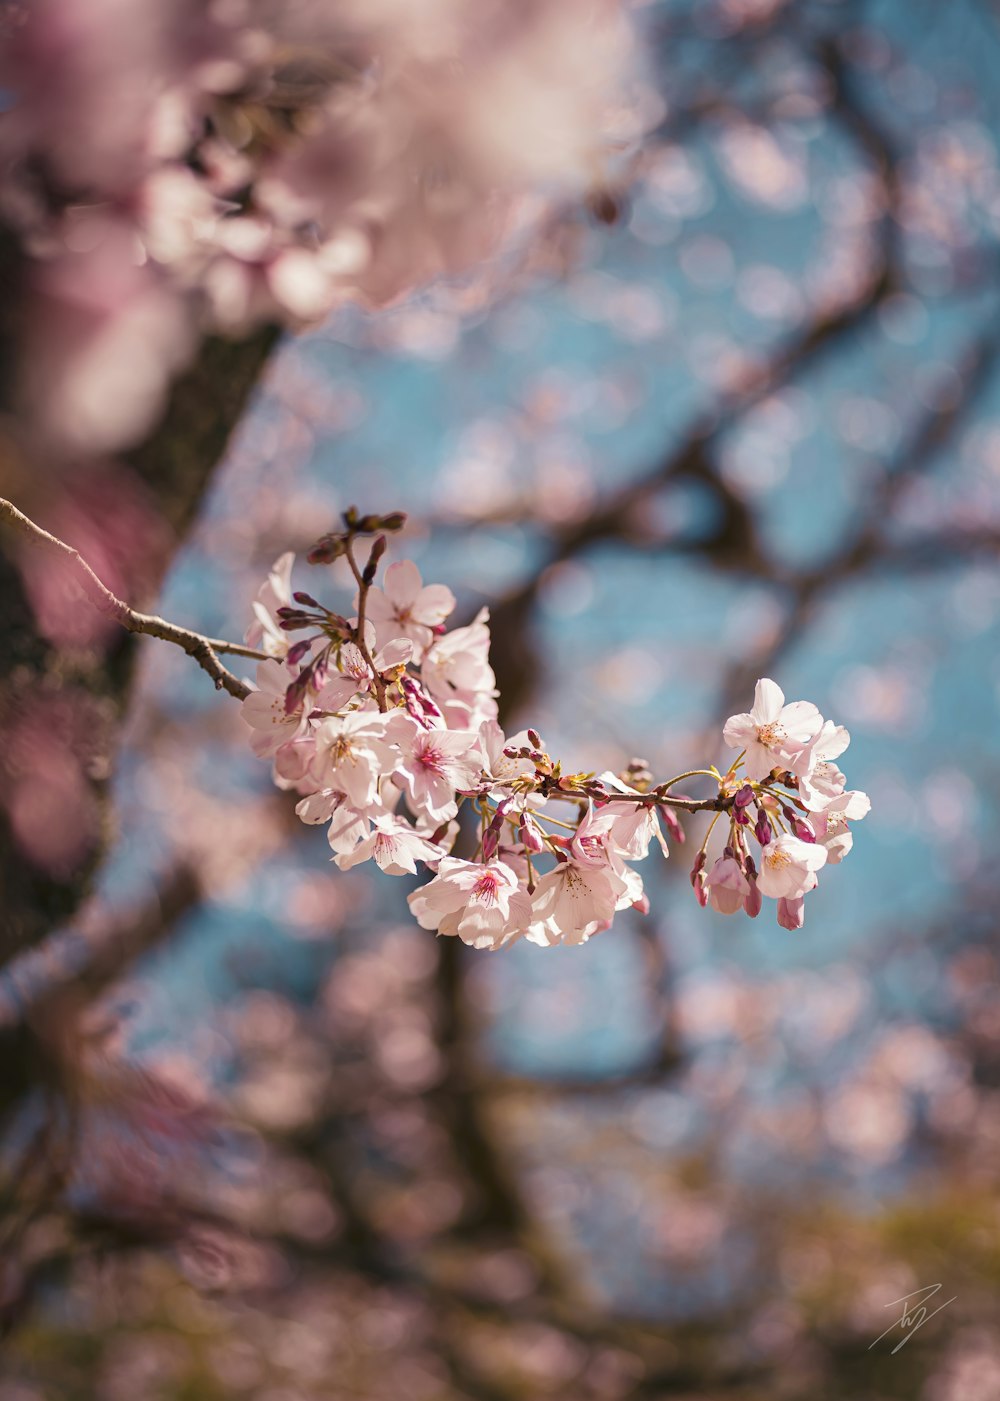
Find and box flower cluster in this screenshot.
[2,0,648,456]
[697,679,871,929]
[242,512,869,949]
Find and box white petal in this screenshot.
[722,713,756,750]
[751,678,784,724]
[840,790,871,821]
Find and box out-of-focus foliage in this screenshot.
[3,1,1000,1399]
[0,0,647,459]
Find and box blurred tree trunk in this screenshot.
[0,231,278,960]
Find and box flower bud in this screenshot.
[284,670,310,715]
[743,876,762,918]
[733,783,755,808]
[755,813,772,846]
[362,534,387,584]
[705,855,750,915]
[307,533,348,565]
[519,814,545,853]
[776,896,805,931]
[293,591,320,608]
[286,639,312,666]
[527,729,542,749]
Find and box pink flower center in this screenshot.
[417,743,446,773]
[472,870,501,904]
[756,721,787,749]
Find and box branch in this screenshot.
[0,497,264,700]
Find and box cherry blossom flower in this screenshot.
[317,629,414,711]
[755,833,828,900]
[407,858,530,951]
[598,773,671,859]
[364,561,456,662]
[420,608,498,730]
[241,660,306,758]
[530,860,629,945]
[704,855,751,915]
[723,678,823,781]
[477,720,538,798]
[309,711,409,809]
[336,814,443,875]
[394,724,483,822]
[812,790,871,864]
[798,719,851,810]
[295,789,377,857]
[244,553,295,658]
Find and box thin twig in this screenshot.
[344,537,388,711]
[0,497,264,700]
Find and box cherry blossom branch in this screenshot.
[0,497,264,700]
[245,520,869,944]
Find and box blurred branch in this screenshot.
[0,862,203,1024]
[0,496,262,700]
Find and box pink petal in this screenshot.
[384,560,421,610]
[416,583,456,624]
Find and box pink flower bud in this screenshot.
[733,783,755,808]
[743,876,762,918]
[519,814,545,853]
[776,896,805,931]
[693,872,708,907]
[284,671,310,715]
[755,813,772,846]
[482,826,501,861]
[705,855,750,916]
[792,817,815,842]
[286,639,312,666]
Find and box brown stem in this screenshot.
[0,497,265,701]
[553,787,732,815]
[344,537,388,712]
